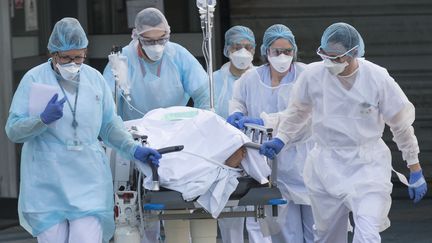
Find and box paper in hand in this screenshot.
[29,82,60,128]
[29,82,59,116]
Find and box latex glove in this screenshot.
[238,117,264,129]
[259,138,285,159]
[226,112,244,129]
[40,94,67,124]
[134,146,162,167]
[408,169,427,203]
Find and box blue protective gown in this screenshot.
[5,60,139,242]
[103,40,209,120]
[213,62,244,119]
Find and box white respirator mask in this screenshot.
[56,62,81,80]
[142,44,165,61]
[229,48,253,70]
[268,54,293,73]
[324,59,348,76]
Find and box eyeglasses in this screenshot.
[267,47,294,57]
[316,45,358,63]
[55,53,86,64]
[138,36,169,46]
[231,43,255,52]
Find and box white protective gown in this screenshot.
[230,63,315,242]
[276,59,420,243]
[125,106,271,217]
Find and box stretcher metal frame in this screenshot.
[137,123,287,222]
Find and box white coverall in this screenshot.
[275,59,420,243]
[230,63,315,243]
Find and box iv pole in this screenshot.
[197,0,217,112]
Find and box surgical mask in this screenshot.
[142,44,165,61]
[268,54,293,73]
[324,59,348,76]
[229,48,253,70]
[56,62,81,80]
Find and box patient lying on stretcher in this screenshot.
[125,106,271,217]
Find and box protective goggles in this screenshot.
[267,47,294,56]
[138,36,169,46]
[316,45,358,60]
[55,52,86,64]
[230,43,255,52]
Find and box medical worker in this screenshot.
[5,17,161,243]
[103,7,209,121]
[103,8,209,242]
[213,25,260,243]
[260,22,428,243]
[227,24,315,243]
[213,25,255,119]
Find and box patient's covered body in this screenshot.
[125,106,271,217]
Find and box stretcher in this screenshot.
[140,123,285,218]
[111,123,287,243]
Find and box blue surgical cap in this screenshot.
[47,17,88,53]
[260,24,297,58]
[223,25,256,58]
[320,22,365,57]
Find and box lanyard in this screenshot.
[58,80,80,137]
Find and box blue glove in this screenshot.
[134,146,162,167]
[226,112,244,129]
[259,138,285,159]
[408,169,427,203]
[238,117,264,129]
[40,94,67,124]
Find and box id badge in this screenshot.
[66,139,83,151]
